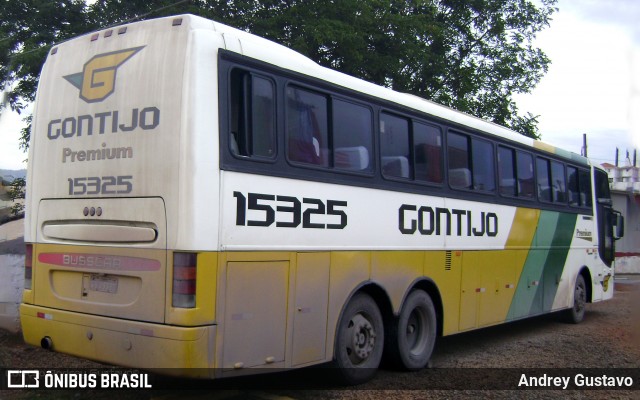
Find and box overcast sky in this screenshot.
[1,0,639,170]
[514,0,640,166]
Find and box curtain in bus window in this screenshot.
[551,161,567,203]
[447,132,471,189]
[287,87,329,167]
[579,169,592,207]
[380,113,410,179]
[471,138,495,192]
[251,77,276,158]
[229,70,275,159]
[498,147,516,196]
[536,158,552,202]
[567,166,580,206]
[333,100,372,172]
[516,151,534,198]
[229,69,248,156]
[414,123,443,184]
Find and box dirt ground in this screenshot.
[1,277,639,399]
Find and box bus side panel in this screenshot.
[459,250,518,330]
[424,250,461,336]
[291,252,330,366]
[222,260,289,369]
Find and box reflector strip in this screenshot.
[37,312,53,320]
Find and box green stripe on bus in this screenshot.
[541,212,577,311]
[507,211,577,320]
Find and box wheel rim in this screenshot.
[406,306,428,356]
[345,313,377,365]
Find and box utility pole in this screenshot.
[581,133,588,157]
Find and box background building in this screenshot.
[602,158,640,274]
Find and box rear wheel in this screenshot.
[564,274,587,324]
[389,289,437,370]
[333,292,384,385]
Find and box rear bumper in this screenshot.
[20,304,216,376]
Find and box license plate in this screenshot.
[89,275,118,294]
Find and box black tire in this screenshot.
[388,289,437,370]
[564,274,587,324]
[333,292,384,385]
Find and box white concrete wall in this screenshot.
[612,191,640,274]
[0,254,24,333]
[616,255,640,274]
[1,218,25,333]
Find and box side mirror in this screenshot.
[613,211,624,240]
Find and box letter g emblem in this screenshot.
[64,46,144,103]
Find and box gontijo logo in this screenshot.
[63,46,144,103]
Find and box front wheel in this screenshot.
[563,274,587,324]
[333,292,384,385]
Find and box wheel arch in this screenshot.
[358,282,395,333]
[579,266,593,303]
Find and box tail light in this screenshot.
[24,244,33,290]
[172,252,197,308]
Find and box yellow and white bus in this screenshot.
[21,14,623,384]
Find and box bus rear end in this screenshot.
[21,15,220,374]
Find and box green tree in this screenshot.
[227,0,555,138]
[1,0,91,115]
[1,0,556,151]
[7,177,26,216]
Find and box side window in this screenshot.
[516,151,534,199]
[447,132,495,192]
[536,158,552,202]
[595,168,611,204]
[567,166,580,206]
[471,138,495,192]
[551,161,566,203]
[414,122,443,184]
[380,113,410,179]
[579,169,593,207]
[287,86,329,167]
[230,70,276,159]
[447,132,471,189]
[498,146,516,196]
[499,148,534,199]
[333,100,373,172]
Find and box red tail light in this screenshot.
[172,252,197,308]
[24,244,33,290]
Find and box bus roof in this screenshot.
[56,13,589,166]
